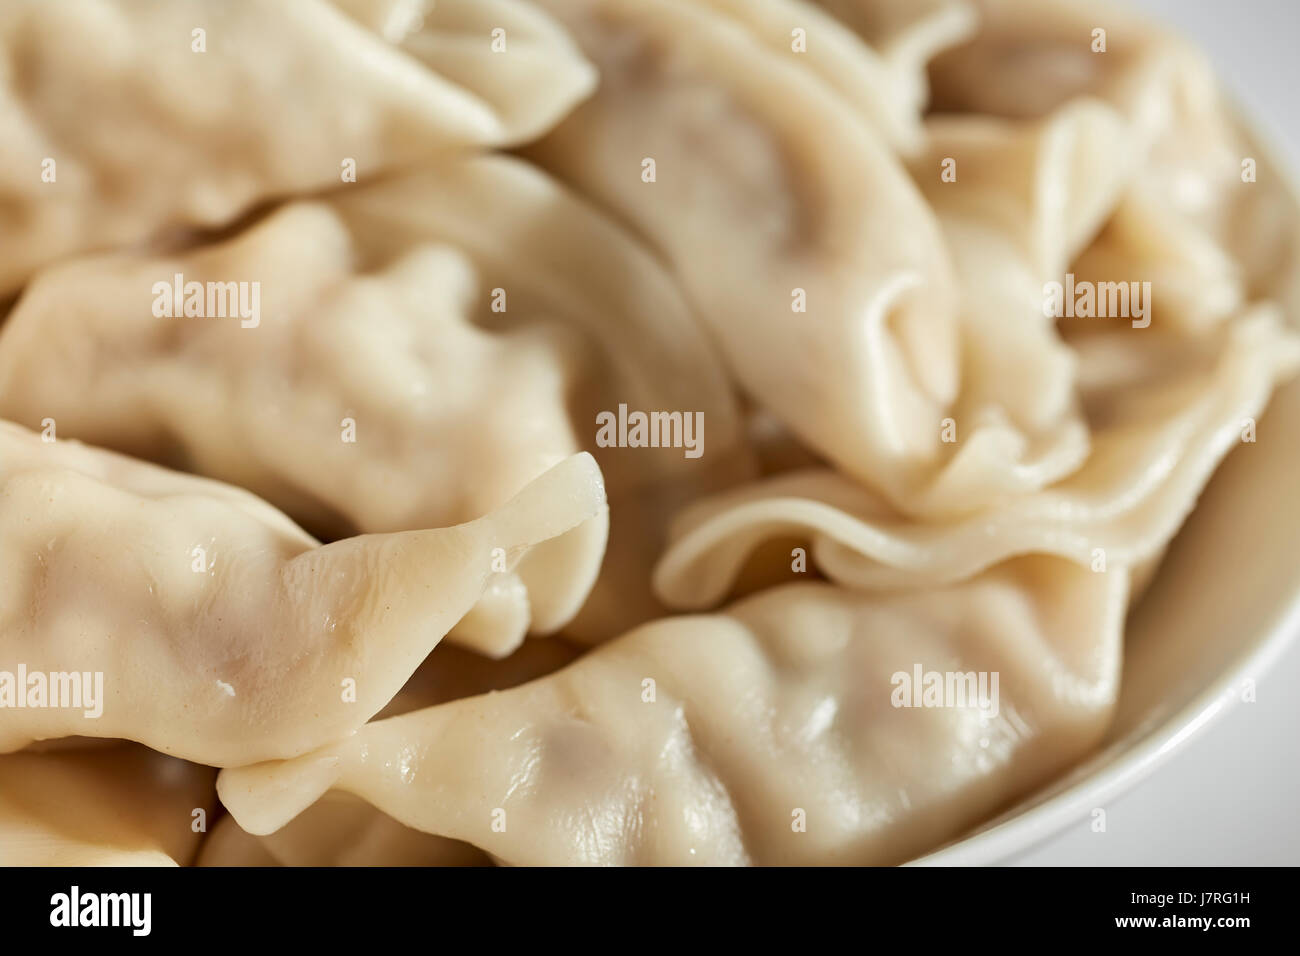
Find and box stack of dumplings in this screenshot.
[0,0,1296,866]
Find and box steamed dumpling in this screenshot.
[218,563,1125,866]
[0,744,216,866]
[0,420,606,764]
[0,0,595,295]
[0,155,751,640]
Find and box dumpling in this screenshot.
[201,636,583,866]
[324,156,755,636]
[0,743,216,865]
[3,0,1296,871]
[0,419,606,764]
[929,0,1291,323]
[878,101,1133,516]
[0,0,594,295]
[523,0,963,513]
[654,307,1300,607]
[0,155,751,640]
[0,197,609,645]
[218,563,1126,866]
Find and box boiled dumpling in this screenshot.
[878,101,1133,515]
[0,155,751,640]
[325,156,755,636]
[200,636,583,866]
[0,420,606,764]
[523,0,962,513]
[929,0,1290,326]
[0,196,610,645]
[0,0,594,295]
[655,308,1300,607]
[2,0,1297,870]
[218,563,1125,866]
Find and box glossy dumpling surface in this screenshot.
[220,563,1125,866]
[0,421,606,765]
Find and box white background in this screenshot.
[1015,0,1300,866]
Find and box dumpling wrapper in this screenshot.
[654,308,1300,607]
[929,0,1296,326]
[0,744,216,866]
[7,0,1296,870]
[0,199,608,649]
[0,420,606,765]
[0,0,595,295]
[877,101,1134,516]
[640,0,1300,575]
[200,637,583,866]
[324,156,755,637]
[524,0,963,512]
[218,564,1126,866]
[0,155,750,641]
